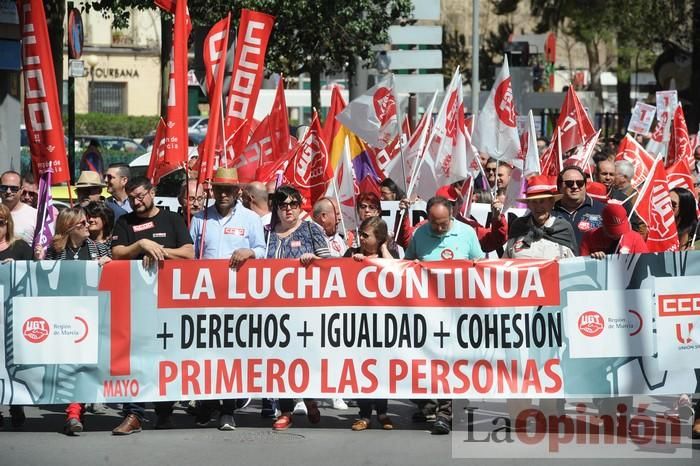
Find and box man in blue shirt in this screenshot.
[189,168,265,265]
[404,196,484,435]
[104,163,132,220]
[187,167,265,430]
[405,196,483,261]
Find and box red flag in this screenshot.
[224,9,275,159]
[667,103,692,167]
[239,116,272,182]
[146,118,168,185]
[283,113,332,211]
[199,13,231,184]
[19,0,70,184]
[556,86,596,153]
[269,77,291,161]
[322,86,347,150]
[155,0,176,13]
[539,130,561,177]
[457,176,474,218]
[358,175,381,198]
[666,158,697,195]
[631,157,679,252]
[615,134,656,188]
[157,0,190,178]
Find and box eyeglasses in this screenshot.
[277,201,300,210]
[73,220,88,229]
[358,203,378,211]
[188,196,205,203]
[563,179,585,189]
[128,191,151,203]
[0,185,20,193]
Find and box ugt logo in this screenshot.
[23,317,50,343]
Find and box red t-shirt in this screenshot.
[580,227,649,255]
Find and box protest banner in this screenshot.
[2,253,699,405]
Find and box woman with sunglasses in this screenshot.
[0,204,32,429]
[266,185,330,430]
[670,187,698,250]
[343,216,398,431]
[43,207,111,435]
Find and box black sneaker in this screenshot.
[218,414,236,431]
[431,417,451,435]
[155,414,175,430]
[195,409,212,427]
[10,407,26,430]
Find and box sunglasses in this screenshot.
[277,201,300,210]
[563,179,585,189]
[73,220,88,229]
[0,185,20,193]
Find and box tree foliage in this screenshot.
[80,0,413,113]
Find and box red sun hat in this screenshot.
[517,175,562,201]
[602,201,631,237]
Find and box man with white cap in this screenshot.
[188,167,265,430]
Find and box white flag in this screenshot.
[336,74,398,149]
[386,91,437,193]
[472,56,521,163]
[523,110,541,178]
[326,130,358,231]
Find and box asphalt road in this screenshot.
[1,399,698,466]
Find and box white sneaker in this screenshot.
[293,400,307,415]
[332,398,349,410]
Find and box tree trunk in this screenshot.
[309,65,322,118]
[689,0,700,130]
[585,41,604,109]
[45,1,66,110]
[616,34,632,135]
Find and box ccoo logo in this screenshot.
[578,311,604,337]
[23,317,50,343]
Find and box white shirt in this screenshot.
[11,202,37,245]
[324,230,348,257]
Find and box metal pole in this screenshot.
[470,0,480,117]
[68,75,75,183]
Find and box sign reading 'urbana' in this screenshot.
[92,67,140,79]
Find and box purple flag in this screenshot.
[32,170,56,250]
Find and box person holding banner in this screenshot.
[579,202,648,258]
[41,207,111,435]
[404,196,484,435]
[188,167,265,431]
[266,185,330,430]
[111,176,194,435]
[312,198,347,258]
[343,216,397,431]
[505,175,577,260]
[670,187,698,250]
[0,204,33,429]
[552,166,605,246]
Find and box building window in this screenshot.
[89,82,126,114]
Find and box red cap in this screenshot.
[586,181,608,202]
[602,202,630,237]
[435,184,459,202]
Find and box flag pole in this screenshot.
[390,74,410,195]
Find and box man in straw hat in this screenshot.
[74,170,106,207]
[505,175,578,259]
[188,166,265,431]
[110,176,194,435]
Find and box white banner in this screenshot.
[627,102,656,136]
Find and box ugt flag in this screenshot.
[471,56,520,163]
[336,74,398,149]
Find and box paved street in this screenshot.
[1,399,698,466]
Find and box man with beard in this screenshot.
[110,176,194,435]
